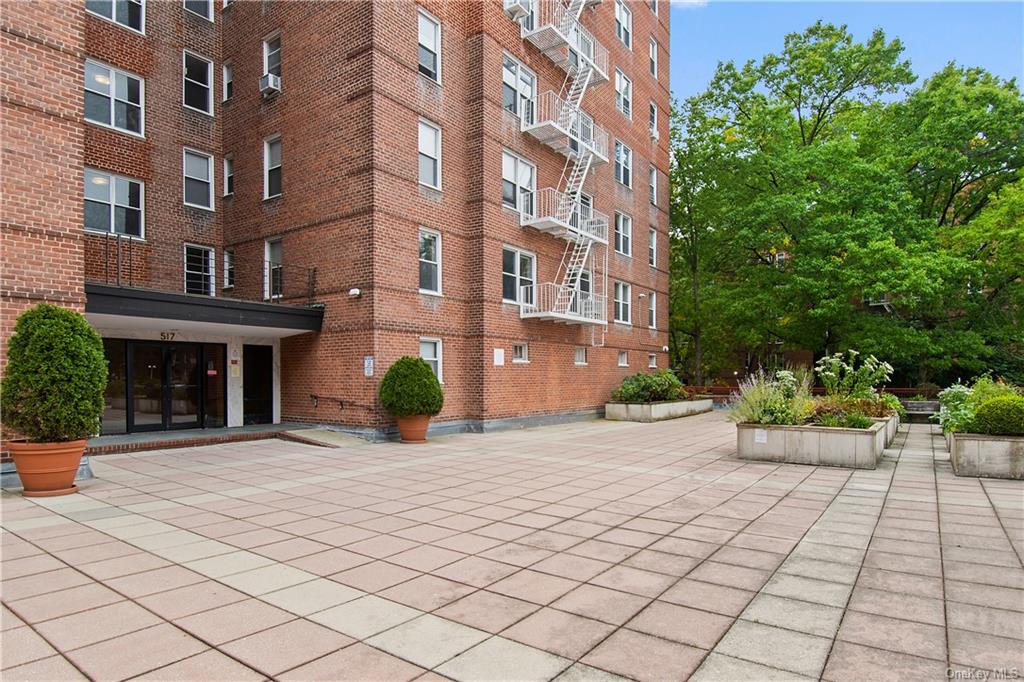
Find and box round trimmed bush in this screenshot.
[973,395,1024,436]
[379,356,444,417]
[611,370,683,403]
[1,304,107,442]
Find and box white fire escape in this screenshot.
[507,0,609,339]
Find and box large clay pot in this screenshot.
[8,440,86,497]
[396,415,430,443]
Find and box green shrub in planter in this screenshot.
[611,370,683,403]
[1,304,107,442]
[973,396,1024,436]
[878,392,906,418]
[379,356,443,417]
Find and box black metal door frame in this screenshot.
[125,341,223,433]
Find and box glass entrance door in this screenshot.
[168,346,201,428]
[126,342,207,432]
[131,343,164,430]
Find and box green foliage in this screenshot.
[728,370,814,425]
[973,396,1024,436]
[878,392,906,418]
[815,351,892,399]
[611,370,685,403]
[378,357,443,418]
[818,412,874,429]
[1,304,107,442]
[938,376,1021,432]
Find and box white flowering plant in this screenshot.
[814,350,893,400]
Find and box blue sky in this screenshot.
[669,1,1024,101]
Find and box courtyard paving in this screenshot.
[2,413,1023,681]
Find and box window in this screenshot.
[649,102,658,136]
[419,228,441,294]
[648,291,656,328]
[615,0,632,48]
[264,34,281,77]
[86,0,143,32]
[574,346,588,365]
[614,70,632,118]
[265,239,282,299]
[649,38,658,78]
[183,149,213,209]
[648,353,657,368]
[614,141,632,187]
[85,61,143,136]
[649,165,658,205]
[614,281,631,324]
[183,51,212,114]
[417,9,441,82]
[649,228,657,267]
[502,54,536,124]
[183,0,211,20]
[512,343,529,363]
[223,250,234,288]
[418,119,441,189]
[502,246,535,305]
[419,338,442,381]
[501,150,535,215]
[223,157,234,196]
[222,63,233,101]
[84,169,143,237]
[614,212,632,256]
[264,136,282,198]
[184,245,215,296]
[618,351,629,367]
[650,0,658,15]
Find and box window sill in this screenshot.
[512,359,530,364]
[263,194,282,202]
[419,289,443,298]
[84,229,146,242]
[419,182,443,193]
[183,104,215,118]
[184,202,215,212]
[418,73,442,87]
[85,120,146,140]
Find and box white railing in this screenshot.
[521,188,608,242]
[522,0,608,79]
[520,282,606,323]
[525,91,608,160]
[566,21,608,78]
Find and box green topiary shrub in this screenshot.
[973,396,1024,436]
[611,370,684,403]
[379,356,444,417]
[1,304,107,442]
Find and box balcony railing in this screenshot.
[520,188,608,243]
[523,91,608,163]
[520,282,607,325]
[521,0,608,82]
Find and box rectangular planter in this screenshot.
[949,432,1024,479]
[872,414,899,446]
[736,421,886,469]
[605,398,713,423]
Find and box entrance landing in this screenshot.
[86,423,323,455]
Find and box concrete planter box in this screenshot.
[605,398,713,423]
[736,420,887,469]
[872,414,899,446]
[949,432,1024,479]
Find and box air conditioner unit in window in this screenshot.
[649,125,660,141]
[504,0,531,21]
[259,73,281,97]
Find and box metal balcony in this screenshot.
[520,188,608,244]
[521,0,609,83]
[522,92,608,164]
[519,283,607,325]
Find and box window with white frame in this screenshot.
[85,61,143,136]
[650,0,658,15]
[84,169,143,237]
[183,0,212,20]
[648,291,656,328]
[615,0,632,48]
[649,38,658,78]
[649,165,657,205]
[614,212,632,256]
[222,63,233,101]
[264,34,281,77]
[418,119,441,189]
[501,150,535,215]
[419,338,442,381]
[570,191,593,231]
[183,51,212,114]
[417,8,441,82]
[574,346,588,365]
[614,281,631,323]
[649,228,657,267]
[502,54,536,124]
[223,157,234,196]
[86,0,143,32]
[614,141,632,187]
[614,70,632,118]
[183,149,213,209]
[419,228,441,294]
[223,249,234,288]
[618,351,629,367]
[648,353,657,368]
[512,343,529,363]
[265,239,282,299]
[649,101,658,136]
[264,136,282,198]
[184,244,215,296]
[502,246,535,305]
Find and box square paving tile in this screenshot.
[589,565,677,598]
[437,636,571,682]
[503,607,615,659]
[582,628,707,682]
[740,593,845,638]
[551,583,651,625]
[220,619,353,676]
[489,570,580,605]
[367,614,490,669]
[331,560,421,592]
[175,599,294,645]
[379,574,475,611]
[436,590,541,633]
[279,642,425,681]
[64,623,207,680]
[836,610,946,661]
[307,595,420,639]
[261,577,364,615]
[626,600,734,649]
[132,650,265,681]
[34,600,161,651]
[714,620,832,678]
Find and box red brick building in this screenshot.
[2,0,670,439]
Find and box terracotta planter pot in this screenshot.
[396,415,430,443]
[8,440,86,497]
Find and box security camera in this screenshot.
[348,288,361,297]
[662,346,669,352]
